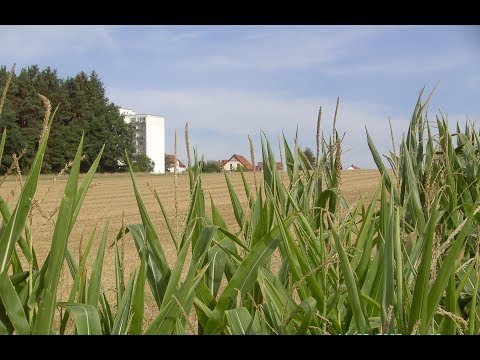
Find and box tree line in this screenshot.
[0,65,136,174]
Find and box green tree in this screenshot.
[203,160,222,173]
[132,153,155,172]
[0,65,44,172]
[0,65,135,174]
[303,147,316,169]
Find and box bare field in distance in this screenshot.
[0,169,386,327]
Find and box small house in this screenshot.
[221,154,254,171]
[165,154,187,174]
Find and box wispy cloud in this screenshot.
[173,26,381,71]
[0,26,118,61]
[323,50,476,76]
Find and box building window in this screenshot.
[230,163,233,171]
[139,117,146,122]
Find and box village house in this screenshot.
[346,164,360,170]
[165,154,187,174]
[220,154,254,171]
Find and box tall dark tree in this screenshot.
[0,65,135,174]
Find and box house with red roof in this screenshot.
[220,154,254,171]
[165,154,187,174]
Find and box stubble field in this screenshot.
[0,169,384,327]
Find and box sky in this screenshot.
[1,25,479,168]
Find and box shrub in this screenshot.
[203,160,222,173]
[131,153,154,172]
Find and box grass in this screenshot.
[0,63,479,334]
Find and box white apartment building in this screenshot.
[120,108,165,174]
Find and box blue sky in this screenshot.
[1,25,479,168]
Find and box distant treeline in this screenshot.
[0,65,134,173]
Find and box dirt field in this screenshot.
[0,169,385,327]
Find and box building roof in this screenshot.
[120,108,164,118]
[124,113,165,119]
[165,154,186,168]
[221,154,254,170]
[257,162,284,171]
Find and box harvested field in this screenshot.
[0,169,385,328]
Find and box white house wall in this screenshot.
[167,165,187,174]
[223,160,241,171]
[145,115,165,174]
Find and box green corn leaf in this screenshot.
[125,224,163,309]
[58,303,102,335]
[160,225,195,311]
[210,195,228,229]
[0,270,30,335]
[366,127,394,195]
[407,195,439,334]
[71,145,104,230]
[204,232,281,334]
[283,297,317,335]
[0,105,56,274]
[87,223,108,307]
[258,266,297,334]
[114,235,124,306]
[145,250,211,335]
[152,188,178,251]
[426,216,473,330]
[351,193,377,271]
[194,280,217,334]
[59,226,97,334]
[112,271,136,335]
[145,225,214,334]
[0,197,37,269]
[99,292,113,334]
[455,260,476,299]
[382,190,395,333]
[33,134,83,335]
[126,154,171,295]
[207,237,235,297]
[224,171,245,229]
[328,215,368,334]
[225,307,260,335]
[238,165,253,207]
[393,208,405,333]
[468,257,480,335]
[130,244,146,335]
[9,271,29,287]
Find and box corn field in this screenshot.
[0,64,479,334]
